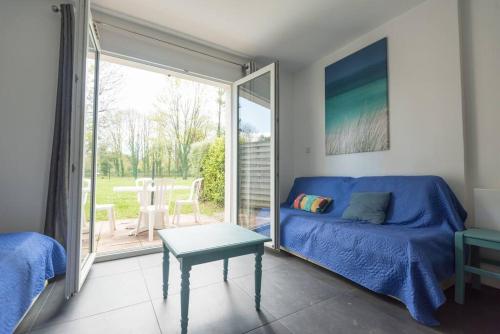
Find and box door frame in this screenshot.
[230,62,280,249]
[66,1,101,297]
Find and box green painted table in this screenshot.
[455,228,500,304]
[158,224,272,334]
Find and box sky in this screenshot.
[239,98,271,137]
[99,58,271,139]
[101,59,224,121]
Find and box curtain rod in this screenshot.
[94,20,247,69]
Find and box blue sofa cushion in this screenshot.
[342,192,391,224]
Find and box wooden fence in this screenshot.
[239,141,271,209]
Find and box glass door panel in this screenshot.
[80,28,99,272]
[234,63,279,249]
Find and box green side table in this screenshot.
[454,228,500,304]
[158,224,271,334]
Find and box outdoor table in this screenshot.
[112,185,190,192]
[158,224,271,334]
[112,184,191,229]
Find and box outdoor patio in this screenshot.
[83,213,224,255]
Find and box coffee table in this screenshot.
[158,224,272,334]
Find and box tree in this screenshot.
[155,79,209,179]
[140,117,152,176]
[216,88,225,137]
[99,154,112,180]
[125,110,141,179]
[89,61,126,177]
[96,61,125,115]
[105,110,125,176]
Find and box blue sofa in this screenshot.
[260,176,466,326]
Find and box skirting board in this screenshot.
[14,280,48,331]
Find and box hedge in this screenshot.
[200,137,225,205]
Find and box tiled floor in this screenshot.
[17,250,500,334]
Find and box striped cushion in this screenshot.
[291,193,332,213]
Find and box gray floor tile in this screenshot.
[88,257,141,279]
[32,271,150,329]
[277,254,358,290]
[138,252,164,269]
[30,302,160,334]
[233,264,345,319]
[142,260,223,299]
[246,321,293,334]
[279,292,435,334]
[19,252,500,334]
[225,251,288,279]
[346,287,428,325]
[434,285,500,333]
[152,282,275,334]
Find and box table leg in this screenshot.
[455,232,465,304]
[223,258,228,282]
[180,262,191,334]
[148,211,154,241]
[255,246,263,310]
[162,245,169,299]
[471,246,482,290]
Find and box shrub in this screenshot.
[189,140,211,177]
[200,137,225,205]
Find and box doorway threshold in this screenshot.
[95,245,162,263]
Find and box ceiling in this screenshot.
[92,0,426,72]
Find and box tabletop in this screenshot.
[463,228,500,243]
[158,224,271,257]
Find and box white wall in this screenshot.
[0,1,291,234]
[290,0,467,202]
[0,0,64,233]
[278,69,294,201]
[460,0,500,288]
[3,0,493,235]
[460,0,500,221]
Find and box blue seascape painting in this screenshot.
[325,38,389,155]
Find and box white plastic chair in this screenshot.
[136,178,175,241]
[82,179,116,234]
[135,178,153,203]
[173,178,203,226]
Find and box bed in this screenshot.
[0,232,66,334]
[257,175,466,326]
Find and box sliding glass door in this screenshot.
[232,63,279,249]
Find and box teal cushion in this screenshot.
[342,192,391,224]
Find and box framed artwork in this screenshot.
[325,38,389,155]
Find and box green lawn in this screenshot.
[86,177,223,221]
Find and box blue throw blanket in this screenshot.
[0,232,66,334]
[257,176,466,326]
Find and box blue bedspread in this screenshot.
[0,232,66,334]
[257,176,466,326]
